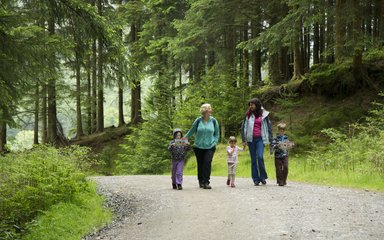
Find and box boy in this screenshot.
[271,123,294,186]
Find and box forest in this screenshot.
[1,0,384,239]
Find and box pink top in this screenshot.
[253,116,262,137]
[227,146,242,163]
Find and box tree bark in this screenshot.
[326,0,335,63]
[0,119,6,153]
[47,15,58,145]
[75,44,84,138]
[242,23,250,87]
[251,21,262,86]
[379,0,384,40]
[34,84,39,144]
[335,0,346,62]
[313,22,320,64]
[118,87,125,126]
[269,52,281,84]
[117,0,125,127]
[91,38,97,133]
[87,51,92,134]
[41,84,47,144]
[130,23,143,124]
[97,0,104,132]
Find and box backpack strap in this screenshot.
[197,117,217,129]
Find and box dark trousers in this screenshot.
[193,147,216,185]
[274,156,288,185]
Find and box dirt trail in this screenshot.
[87,175,384,240]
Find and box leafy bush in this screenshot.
[305,92,384,175]
[0,145,94,239]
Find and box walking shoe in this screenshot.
[177,184,183,190]
[203,184,212,189]
[231,183,235,188]
[172,184,177,189]
[254,182,260,186]
[226,179,230,186]
[261,180,267,185]
[199,183,204,188]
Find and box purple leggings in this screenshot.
[171,160,185,184]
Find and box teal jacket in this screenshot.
[185,116,220,149]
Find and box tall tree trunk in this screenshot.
[41,84,47,144]
[242,23,250,87]
[97,0,104,132]
[118,87,125,126]
[75,45,84,138]
[379,0,384,41]
[34,84,39,144]
[117,0,125,127]
[130,23,143,124]
[269,52,281,84]
[313,22,320,64]
[326,0,335,63]
[86,52,92,134]
[251,22,262,86]
[47,15,58,145]
[280,47,292,82]
[207,36,215,68]
[335,0,346,62]
[91,38,97,133]
[0,119,6,153]
[320,14,326,63]
[224,25,236,76]
[292,11,303,80]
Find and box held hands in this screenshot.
[242,142,247,150]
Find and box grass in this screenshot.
[183,143,384,192]
[23,183,112,240]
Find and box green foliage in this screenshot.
[366,92,384,130]
[0,145,97,239]
[23,186,111,240]
[306,126,384,176]
[308,62,358,97]
[118,72,175,174]
[174,65,247,140]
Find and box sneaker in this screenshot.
[226,179,230,186]
[172,184,177,189]
[199,183,204,188]
[254,182,260,186]
[231,183,235,188]
[203,184,212,189]
[177,184,183,190]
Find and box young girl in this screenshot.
[226,136,243,188]
[168,128,190,190]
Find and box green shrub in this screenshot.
[0,145,94,239]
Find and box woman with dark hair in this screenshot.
[241,98,273,186]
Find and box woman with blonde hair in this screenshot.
[185,103,220,189]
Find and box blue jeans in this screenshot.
[247,137,268,183]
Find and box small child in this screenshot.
[271,122,294,186]
[168,128,190,190]
[226,136,243,188]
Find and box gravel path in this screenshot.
[85,175,384,240]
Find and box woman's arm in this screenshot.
[185,117,200,138]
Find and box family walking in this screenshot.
[168,99,293,190]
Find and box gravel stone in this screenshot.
[84,175,384,240]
